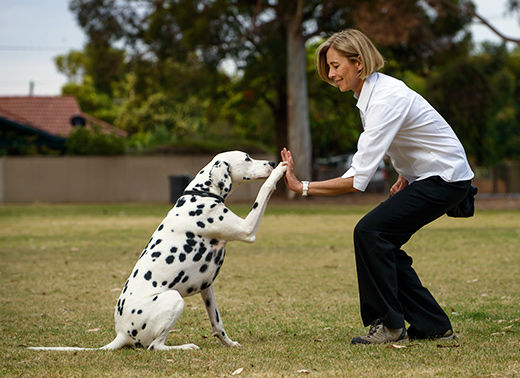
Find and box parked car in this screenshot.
[313,154,387,193]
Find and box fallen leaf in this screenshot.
[503,325,514,330]
[86,328,100,332]
[386,344,407,349]
[111,288,121,292]
[491,332,505,336]
[297,369,311,374]
[467,278,478,283]
[231,368,244,376]
[498,319,508,323]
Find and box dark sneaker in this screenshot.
[408,328,456,341]
[351,319,407,345]
[435,329,456,341]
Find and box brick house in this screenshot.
[0,96,126,154]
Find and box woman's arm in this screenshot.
[281,148,360,196]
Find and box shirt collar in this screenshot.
[356,72,379,113]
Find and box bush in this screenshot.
[65,127,126,155]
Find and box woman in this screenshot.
[281,29,474,344]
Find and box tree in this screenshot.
[67,0,472,179]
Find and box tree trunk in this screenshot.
[286,0,312,191]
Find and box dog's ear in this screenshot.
[209,160,232,197]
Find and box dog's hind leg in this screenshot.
[146,290,200,351]
[201,286,240,347]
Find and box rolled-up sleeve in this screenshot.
[342,100,408,191]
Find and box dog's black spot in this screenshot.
[186,232,195,239]
[151,252,161,258]
[215,309,220,323]
[144,271,152,280]
[243,177,251,181]
[170,246,178,253]
[210,203,217,209]
[158,224,164,231]
[207,217,214,223]
[165,255,174,264]
[187,238,197,247]
[152,281,157,287]
[205,181,211,186]
[189,211,197,216]
[201,281,210,290]
[153,296,158,301]
[219,216,224,221]
[253,202,258,209]
[137,309,142,315]
[179,253,186,262]
[155,239,162,245]
[205,252,213,262]
[223,208,229,213]
[176,198,186,208]
[133,269,139,278]
[135,342,143,348]
[210,239,218,245]
[142,323,147,330]
[131,309,135,314]
[218,181,225,190]
[200,264,208,273]
[190,196,197,203]
[197,204,205,209]
[187,287,194,294]
[182,275,189,283]
[169,271,185,288]
[197,221,205,228]
[183,244,193,253]
[132,329,138,337]
[205,299,210,307]
[199,244,207,254]
[150,244,156,250]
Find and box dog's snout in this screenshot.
[268,161,275,168]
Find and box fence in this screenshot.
[0,155,274,204]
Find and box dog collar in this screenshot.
[183,190,224,203]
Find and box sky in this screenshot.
[0,0,519,96]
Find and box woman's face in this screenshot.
[326,47,364,95]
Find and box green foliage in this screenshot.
[65,127,126,155]
[48,0,519,166]
[425,44,520,166]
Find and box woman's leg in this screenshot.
[353,177,469,337]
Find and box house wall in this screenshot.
[0,155,274,203]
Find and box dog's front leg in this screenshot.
[223,162,287,242]
[201,286,240,347]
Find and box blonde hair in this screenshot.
[316,29,384,85]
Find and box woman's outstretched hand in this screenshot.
[281,148,302,194]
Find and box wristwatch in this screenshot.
[301,181,309,197]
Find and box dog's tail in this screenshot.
[27,334,128,351]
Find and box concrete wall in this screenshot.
[0,155,274,203]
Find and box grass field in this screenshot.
[0,202,519,378]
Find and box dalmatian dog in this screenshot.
[29,151,286,351]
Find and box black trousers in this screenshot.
[353,176,471,339]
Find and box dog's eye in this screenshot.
[245,155,252,162]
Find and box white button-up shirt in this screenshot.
[342,72,474,191]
